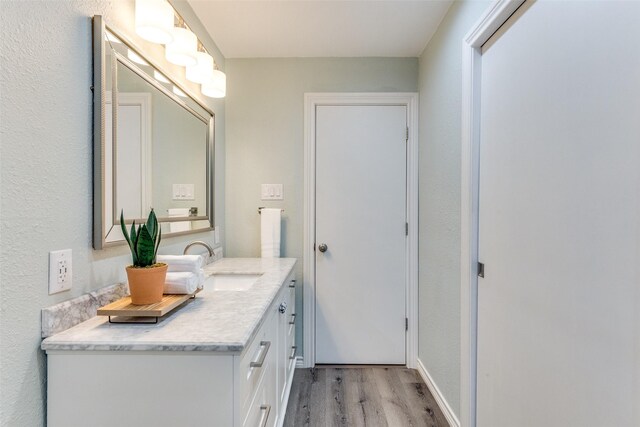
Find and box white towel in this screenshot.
[157,254,204,274]
[260,208,281,258]
[196,270,205,290]
[164,271,200,295]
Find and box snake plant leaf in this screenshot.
[120,210,133,252]
[120,212,138,265]
[130,220,137,247]
[146,209,157,241]
[136,225,156,267]
[132,220,141,264]
[154,227,162,264]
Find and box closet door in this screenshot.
[477,1,640,426]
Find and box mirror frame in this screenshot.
[92,15,215,249]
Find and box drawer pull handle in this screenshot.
[259,404,271,427]
[289,313,296,325]
[250,341,271,368]
[289,280,296,288]
[289,345,297,360]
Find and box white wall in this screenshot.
[0,1,224,425]
[417,0,490,418]
[225,57,419,354]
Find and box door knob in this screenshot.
[318,243,328,253]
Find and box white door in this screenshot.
[315,105,407,365]
[105,93,152,242]
[116,104,145,218]
[477,1,640,426]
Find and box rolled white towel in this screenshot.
[157,255,205,274]
[164,272,199,295]
[197,269,206,290]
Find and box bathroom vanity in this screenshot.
[41,258,297,427]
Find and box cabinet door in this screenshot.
[276,275,294,412]
[263,304,279,427]
[285,285,296,383]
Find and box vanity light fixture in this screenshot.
[201,69,226,98]
[165,22,198,67]
[135,0,175,45]
[186,47,214,84]
[134,0,226,98]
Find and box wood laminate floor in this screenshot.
[283,367,448,427]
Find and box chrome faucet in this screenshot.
[183,240,214,257]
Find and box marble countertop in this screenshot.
[41,258,296,353]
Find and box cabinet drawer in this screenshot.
[239,307,277,420]
[243,338,278,427]
[242,375,273,427]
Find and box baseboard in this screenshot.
[295,356,304,368]
[416,358,460,427]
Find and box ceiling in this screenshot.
[187,1,453,58]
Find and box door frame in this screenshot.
[460,1,527,426]
[302,92,419,369]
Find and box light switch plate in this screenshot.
[173,184,195,200]
[261,184,284,200]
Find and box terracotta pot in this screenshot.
[126,263,168,305]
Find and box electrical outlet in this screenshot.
[49,249,72,294]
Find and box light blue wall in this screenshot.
[225,57,419,355]
[0,1,224,425]
[418,0,490,418]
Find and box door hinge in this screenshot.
[478,262,485,278]
[405,222,408,236]
[405,318,408,331]
[406,127,409,142]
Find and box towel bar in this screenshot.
[258,207,285,214]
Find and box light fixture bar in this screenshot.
[134,0,226,98]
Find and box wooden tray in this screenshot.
[98,289,201,323]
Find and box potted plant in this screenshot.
[120,209,167,305]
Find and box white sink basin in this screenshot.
[207,274,262,291]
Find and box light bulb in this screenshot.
[186,51,214,84]
[202,70,226,98]
[165,27,198,67]
[135,0,175,45]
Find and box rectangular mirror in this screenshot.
[92,16,214,249]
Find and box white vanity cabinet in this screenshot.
[240,271,296,427]
[44,259,297,427]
